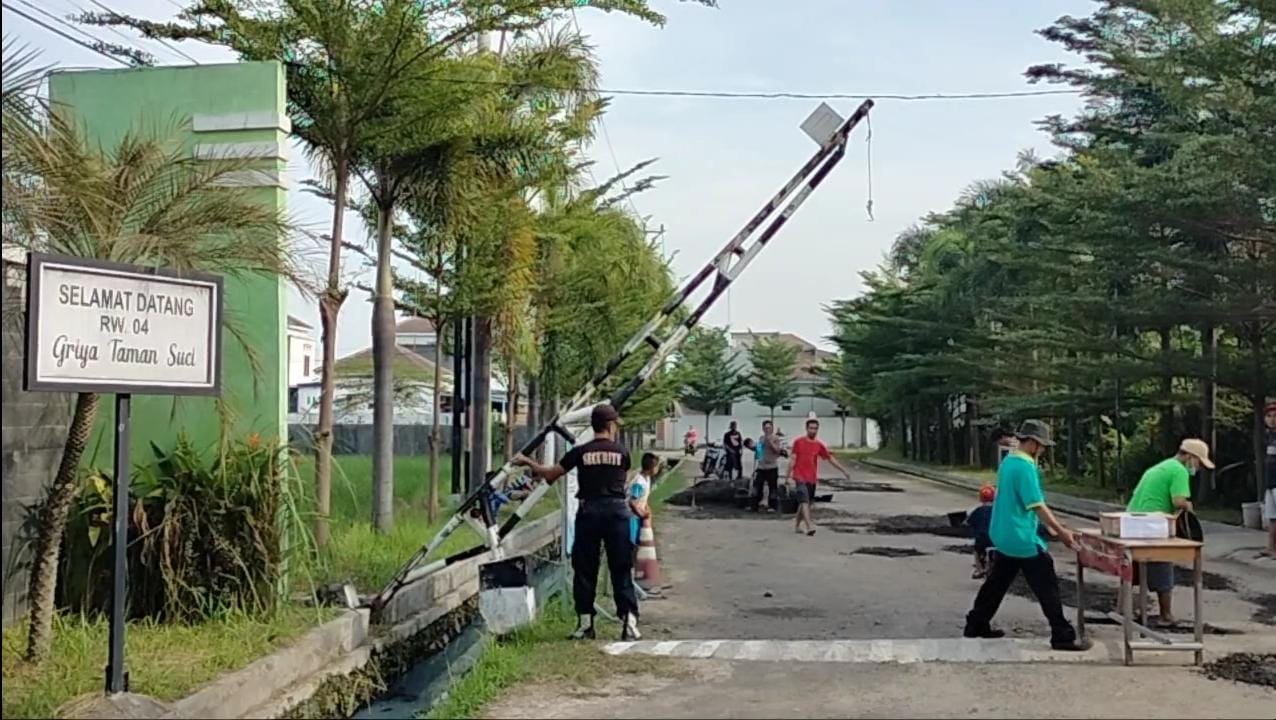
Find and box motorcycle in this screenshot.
[699,441,730,481]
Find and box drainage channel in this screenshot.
[357,562,564,719]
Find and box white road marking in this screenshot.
[602,638,1114,664]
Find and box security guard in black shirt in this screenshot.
[514,403,640,640]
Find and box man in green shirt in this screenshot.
[964,420,1091,651]
[1126,438,1213,626]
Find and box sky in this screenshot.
[5,0,1096,355]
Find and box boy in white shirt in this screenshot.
[629,453,662,598]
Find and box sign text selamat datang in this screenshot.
[25,255,222,395]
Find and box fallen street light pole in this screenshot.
[367,99,876,614]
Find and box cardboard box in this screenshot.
[1100,512,1175,539]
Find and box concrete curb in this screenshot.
[158,515,561,719]
[164,609,370,719]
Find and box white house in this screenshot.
[286,316,318,415]
[666,331,879,450]
[287,317,514,426]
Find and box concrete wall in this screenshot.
[48,61,290,456]
[673,413,878,451]
[2,259,75,626]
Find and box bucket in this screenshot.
[1242,502,1263,530]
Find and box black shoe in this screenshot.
[963,627,1006,639]
[1050,637,1093,652]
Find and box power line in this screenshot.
[10,0,109,51]
[2,1,130,67]
[571,9,643,220]
[425,73,1084,102]
[80,0,201,65]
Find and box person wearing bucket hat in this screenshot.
[964,419,1091,651]
[1126,437,1213,626]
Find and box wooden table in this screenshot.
[1073,529,1205,666]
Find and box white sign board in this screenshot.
[24,253,223,395]
[800,102,846,147]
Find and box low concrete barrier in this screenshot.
[161,515,561,719]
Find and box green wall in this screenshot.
[48,62,289,461]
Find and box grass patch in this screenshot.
[1,607,333,719]
[424,599,677,719]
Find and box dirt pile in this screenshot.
[1201,653,1276,688]
[667,479,745,507]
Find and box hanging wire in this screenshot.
[865,114,875,222]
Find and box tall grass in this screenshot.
[55,435,308,621]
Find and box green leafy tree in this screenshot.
[745,334,800,419]
[828,0,1275,500]
[677,326,746,436]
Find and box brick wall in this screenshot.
[2,258,75,626]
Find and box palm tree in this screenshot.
[2,45,299,662]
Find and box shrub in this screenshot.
[57,434,309,622]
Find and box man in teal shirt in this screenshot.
[1126,438,1212,626]
[964,420,1090,651]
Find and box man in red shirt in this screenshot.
[786,418,851,536]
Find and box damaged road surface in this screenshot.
[486,461,1276,719]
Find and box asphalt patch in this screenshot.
[841,546,928,558]
[1009,575,1117,615]
[942,544,976,555]
[1247,594,1276,625]
[821,478,905,493]
[1172,570,1236,592]
[866,514,972,538]
[1156,622,1245,636]
[1006,576,1244,635]
[667,479,746,507]
[1201,653,1276,689]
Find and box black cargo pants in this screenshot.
[572,498,639,620]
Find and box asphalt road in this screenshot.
[484,462,1276,719]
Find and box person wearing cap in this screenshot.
[1264,401,1276,558]
[1125,438,1212,625]
[965,485,996,579]
[964,419,1090,651]
[513,403,641,641]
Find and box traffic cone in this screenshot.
[635,516,661,589]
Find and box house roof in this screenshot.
[396,317,437,334]
[287,315,314,332]
[333,344,450,383]
[731,331,835,381]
